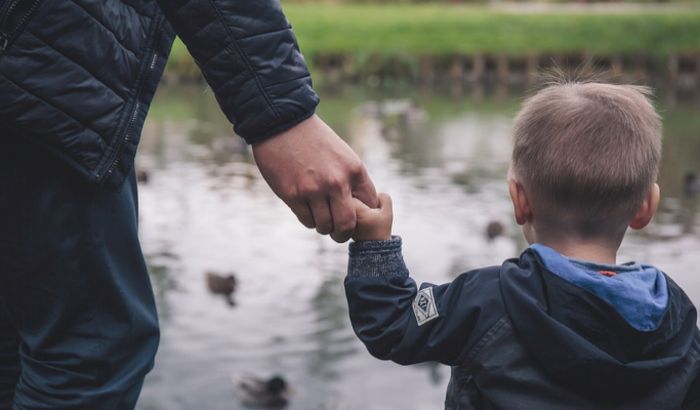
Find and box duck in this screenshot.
[684,171,699,198]
[485,221,505,242]
[211,135,248,155]
[136,169,150,184]
[397,100,427,125]
[237,374,289,408]
[205,271,237,306]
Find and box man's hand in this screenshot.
[252,115,378,243]
[352,193,393,241]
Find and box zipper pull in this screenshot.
[0,33,8,52]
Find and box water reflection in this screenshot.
[136,84,700,409]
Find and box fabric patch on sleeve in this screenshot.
[413,287,439,326]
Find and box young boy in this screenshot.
[346,81,700,409]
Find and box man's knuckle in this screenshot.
[284,186,301,200]
[346,160,363,176]
[325,175,345,190]
[335,221,352,232]
[333,235,350,244]
[298,215,313,226]
[298,183,319,197]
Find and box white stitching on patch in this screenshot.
[413,286,439,326]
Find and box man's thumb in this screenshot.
[353,197,372,213]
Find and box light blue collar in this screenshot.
[530,244,668,331]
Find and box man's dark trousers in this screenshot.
[0,136,159,409]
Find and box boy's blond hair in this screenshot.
[511,81,662,237]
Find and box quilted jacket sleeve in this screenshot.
[345,237,506,366]
[156,0,319,144]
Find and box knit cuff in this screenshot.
[348,236,409,278]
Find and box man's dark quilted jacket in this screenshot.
[0,0,319,188]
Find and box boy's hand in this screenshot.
[352,193,393,241]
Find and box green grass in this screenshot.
[169,4,700,68]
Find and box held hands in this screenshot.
[252,115,378,243]
[352,193,393,241]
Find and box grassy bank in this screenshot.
[167,5,700,74]
[168,3,700,82]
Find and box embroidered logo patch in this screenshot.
[413,287,439,326]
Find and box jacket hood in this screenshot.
[500,247,698,401]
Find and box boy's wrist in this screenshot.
[352,226,392,241]
[350,235,401,251]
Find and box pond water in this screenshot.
[135,84,700,410]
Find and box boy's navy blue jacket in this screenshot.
[345,237,700,409]
[0,0,318,189]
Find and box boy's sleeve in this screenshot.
[345,237,505,367]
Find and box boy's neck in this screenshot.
[536,239,619,265]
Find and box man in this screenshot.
[0,0,377,408]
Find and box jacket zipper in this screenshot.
[0,0,41,53]
[98,19,163,184]
[0,1,20,32]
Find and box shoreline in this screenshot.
[165,4,700,84]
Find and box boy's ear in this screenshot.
[629,183,660,230]
[508,179,532,226]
